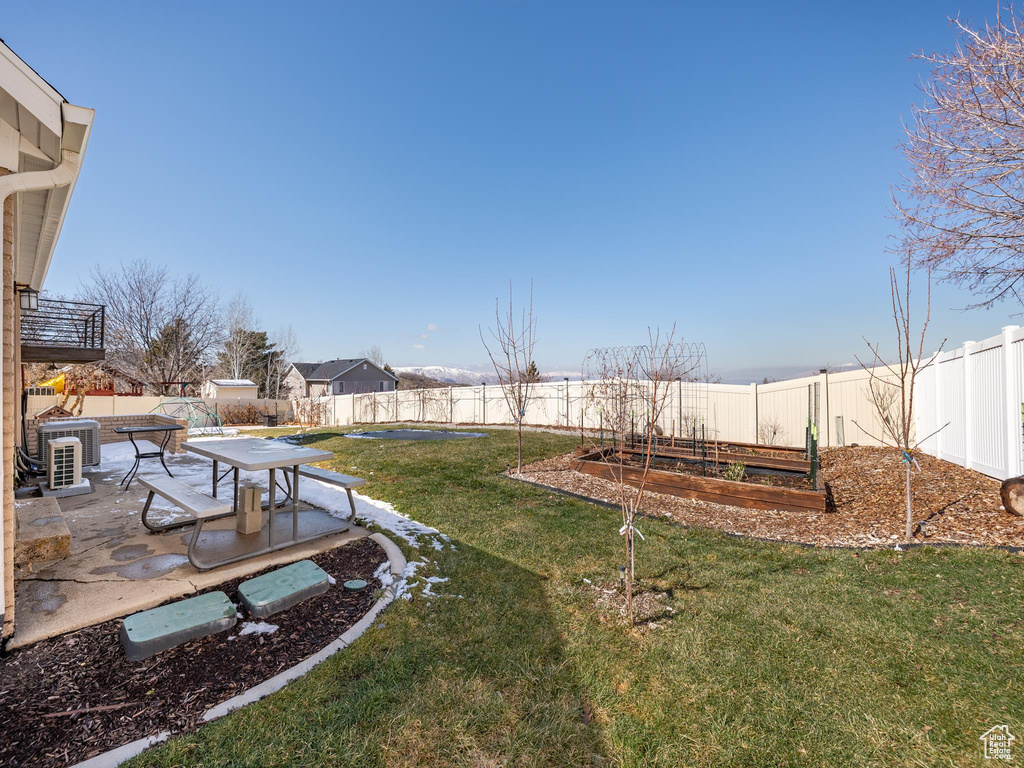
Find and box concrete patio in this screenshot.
[11,440,370,650]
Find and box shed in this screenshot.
[201,379,259,399]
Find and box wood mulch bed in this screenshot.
[515,447,1024,549]
[0,537,387,768]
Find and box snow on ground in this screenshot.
[188,427,239,436]
[238,621,279,636]
[420,575,449,599]
[373,560,394,588]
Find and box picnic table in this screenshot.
[114,424,185,490]
[179,437,343,569]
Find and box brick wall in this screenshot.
[2,175,13,637]
[24,413,189,458]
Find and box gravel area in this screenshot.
[515,447,1024,549]
[0,537,386,768]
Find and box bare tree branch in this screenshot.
[894,10,1024,309]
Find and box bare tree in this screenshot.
[757,414,786,446]
[481,280,537,473]
[361,345,385,367]
[268,325,300,399]
[221,294,260,381]
[295,385,331,429]
[854,263,946,539]
[80,260,220,394]
[583,328,698,627]
[894,10,1024,308]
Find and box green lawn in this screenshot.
[133,427,1022,767]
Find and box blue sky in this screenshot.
[5,1,1018,381]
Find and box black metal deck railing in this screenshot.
[21,298,106,363]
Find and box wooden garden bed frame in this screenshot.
[571,449,827,514]
[618,443,811,474]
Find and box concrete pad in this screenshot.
[120,591,236,661]
[239,560,329,618]
[15,497,70,567]
[10,448,371,650]
[40,478,93,498]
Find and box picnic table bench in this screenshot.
[139,438,364,571]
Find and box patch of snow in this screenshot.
[298,479,441,548]
[394,559,427,601]
[421,575,449,598]
[238,621,279,636]
[100,441,159,464]
[327,575,337,586]
[373,560,394,587]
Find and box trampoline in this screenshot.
[344,429,487,441]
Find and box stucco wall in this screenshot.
[282,367,307,398]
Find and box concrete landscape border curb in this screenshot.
[68,532,407,768]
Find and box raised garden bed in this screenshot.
[572,448,827,514]
[517,447,1024,548]
[0,537,386,768]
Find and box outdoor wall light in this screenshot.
[18,287,39,312]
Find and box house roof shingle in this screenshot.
[291,362,320,379]
[292,358,398,382]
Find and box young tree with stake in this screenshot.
[855,262,946,540]
[583,327,698,627]
[481,280,538,474]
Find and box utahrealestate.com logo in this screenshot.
[980,725,1015,761]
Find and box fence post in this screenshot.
[818,369,829,448]
[749,383,758,444]
[482,383,486,424]
[1003,326,1021,479]
[963,341,975,470]
[933,350,943,459]
[565,377,570,427]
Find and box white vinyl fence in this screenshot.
[317,328,1024,482]
[915,325,1024,480]
[24,395,295,423]
[41,326,1021,481]
[312,369,900,451]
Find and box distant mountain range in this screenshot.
[394,363,861,387]
[393,365,582,386]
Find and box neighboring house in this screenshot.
[284,358,398,397]
[201,379,259,399]
[0,40,95,638]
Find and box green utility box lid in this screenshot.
[238,560,330,618]
[121,591,236,661]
